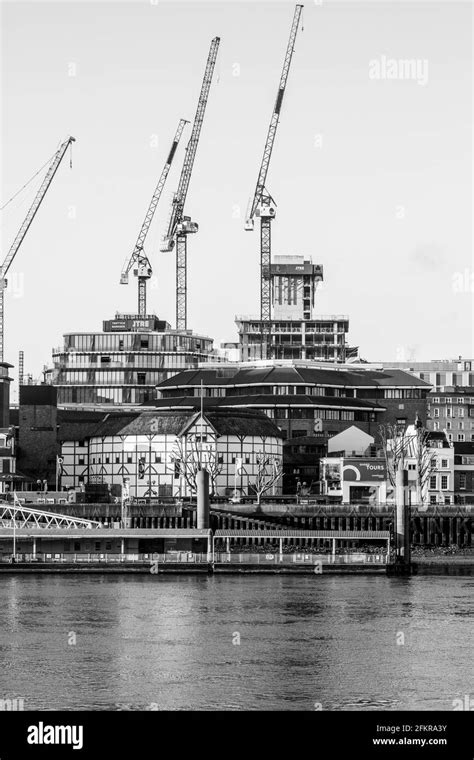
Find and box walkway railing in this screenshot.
[214,552,388,565]
[0,551,387,565]
[0,552,209,564]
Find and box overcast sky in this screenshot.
[1,0,472,388]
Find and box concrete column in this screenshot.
[120,538,125,557]
[279,537,283,561]
[32,537,37,560]
[226,537,230,553]
[332,538,336,562]
[395,460,411,566]
[196,469,210,529]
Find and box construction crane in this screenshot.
[161,37,220,332]
[245,5,303,358]
[0,135,75,362]
[120,118,188,316]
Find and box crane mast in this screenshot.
[0,135,75,362]
[245,4,303,358]
[120,118,188,316]
[161,37,220,332]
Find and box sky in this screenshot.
[1,0,472,388]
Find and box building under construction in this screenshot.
[236,255,356,362]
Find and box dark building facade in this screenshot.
[17,385,59,486]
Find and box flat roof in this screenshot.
[214,529,390,539]
[0,528,211,539]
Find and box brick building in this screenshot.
[427,389,474,444]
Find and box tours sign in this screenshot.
[342,458,386,482]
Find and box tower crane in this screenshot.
[245,5,303,359]
[161,37,220,332]
[0,135,75,362]
[120,118,188,316]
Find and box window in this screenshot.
[231,456,236,464]
[432,397,440,404]
[95,542,101,550]
[430,495,437,504]
[245,455,250,464]
[78,457,85,466]
[447,434,453,442]
[458,434,465,442]
[434,409,439,418]
[446,397,452,404]
[105,456,110,464]
[115,455,120,464]
[446,408,452,417]
[105,542,112,551]
[433,421,439,431]
[155,454,161,463]
[430,475,437,490]
[218,455,224,464]
[408,464,416,470]
[127,454,132,464]
[292,430,307,438]
[459,473,467,490]
[443,496,451,505]
[446,421,452,430]
[458,408,464,417]
[441,459,448,469]
[441,475,448,490]
[74,542,80,551]
[459,421,464,430]
[457,398,464,404]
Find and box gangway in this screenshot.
[0,501,102,530]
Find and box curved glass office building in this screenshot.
[47,313,219,407]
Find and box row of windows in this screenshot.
[384,389,424,399]
[239,323,347,334]
[186,386,357,398]
[432,408,470,418]
[431,397,473,404]
[421,373,474,386]
[64,334,213,352]
[56,371,167,385]
[429,475,450,490]
[57,387,155,404]
[87,451,277,467]
[267,408,370,421]
[55,353,207,369]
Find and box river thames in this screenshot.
[0,575,472,711]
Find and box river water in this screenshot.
[0,575,472,711]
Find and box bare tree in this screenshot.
[379,423,412,488]
[250,455,283,505]
[167,434,223,497]
[414,425,435,506]
[379,421,434,506]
